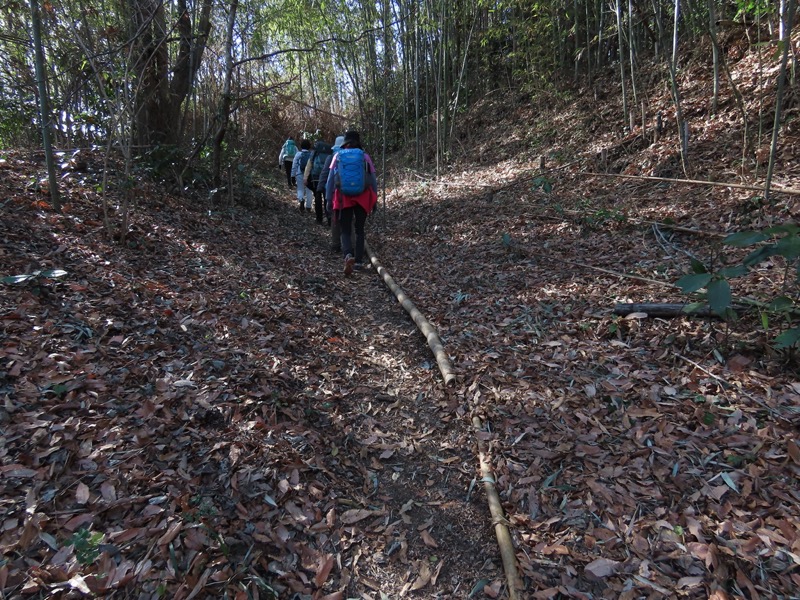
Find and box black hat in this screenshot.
[343,130,361,146]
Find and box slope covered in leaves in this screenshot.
[373,35,800,599]
[0,164,500,598]
[3,33,800,600]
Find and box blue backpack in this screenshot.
[297,150,311,172]
[335,149,367,196]
[284,139,297,158]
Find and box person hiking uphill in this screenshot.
[278,137,297,189]
[304,139,333,224]
[291,139,313,212]
[325,130,377,275]
[319,135,346,252]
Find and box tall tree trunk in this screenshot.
[29,0,60,211]
[212,0,238,188]
[171,0,213,143]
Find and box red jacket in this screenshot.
[329,152,378,214]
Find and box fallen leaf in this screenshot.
[409,561,431,590]
[75,482,90,505]
[584,557,621,580]
[421,529,438,548]
[483,579,502,598]
[340,509,376,524]
[788,440,800,466]
[314,554,335,588]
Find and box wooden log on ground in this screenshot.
[614,303,722,318]
[366,242,456,386]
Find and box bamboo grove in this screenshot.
[0,0,794,188]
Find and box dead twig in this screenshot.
[675,353,790,421]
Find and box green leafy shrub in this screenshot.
[69,528,104,566]
[676,223,800,348]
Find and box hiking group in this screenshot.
[278,131,377,276]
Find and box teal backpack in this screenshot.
[310,143,333,181]
[284,140,297,158]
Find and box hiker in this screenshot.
[291,139,313,212]
[325,130,377,275]
[319,135,346,251]
[304,139,334,224]
[278,137,297,189]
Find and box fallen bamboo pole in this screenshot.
[365,242,456,386]
[472,416,524,600]
[587,172,800,196]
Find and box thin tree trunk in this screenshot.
[415,7,420,166]
[449,5,476,143]
[670,0,689,172]
[627,0,638,111]
[615,0,629,126]
[212,0,238,188]
[708,0,719,113]
[765,0,796,204]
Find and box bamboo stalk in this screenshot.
[589,172,800,196]
[472,416,524,599]
[365,243,456,386]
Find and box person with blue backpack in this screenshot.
[318,135,345,250]
[325,130,377,275]
[304,139,333,224]
[278,137,297,189]
[291,139,313,212]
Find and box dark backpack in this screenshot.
[297,150,310,173]
[284,140,297,158]
[310,143,333,181]
[335,149,368,196]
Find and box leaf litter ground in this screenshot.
[0,162,500,599]
[3,54,800,599]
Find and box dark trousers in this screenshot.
[313,186,325,223]
[283,160,293,188]
[339,205,367,263]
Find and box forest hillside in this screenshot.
[2,12,800,600]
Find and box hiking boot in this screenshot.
[298,203,304,212]
[353,263,364,272]
[344,254,355,276]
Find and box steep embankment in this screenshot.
[373,35,800,598]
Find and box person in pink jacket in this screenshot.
[325,130,378,275]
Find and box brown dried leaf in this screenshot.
[314,554,335,588]
[584,557,621,580]
[420,529,438,548]
[340,509,376,524]
[409,561,431,591]
[788,439,800,466]
[75,482,90,505]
